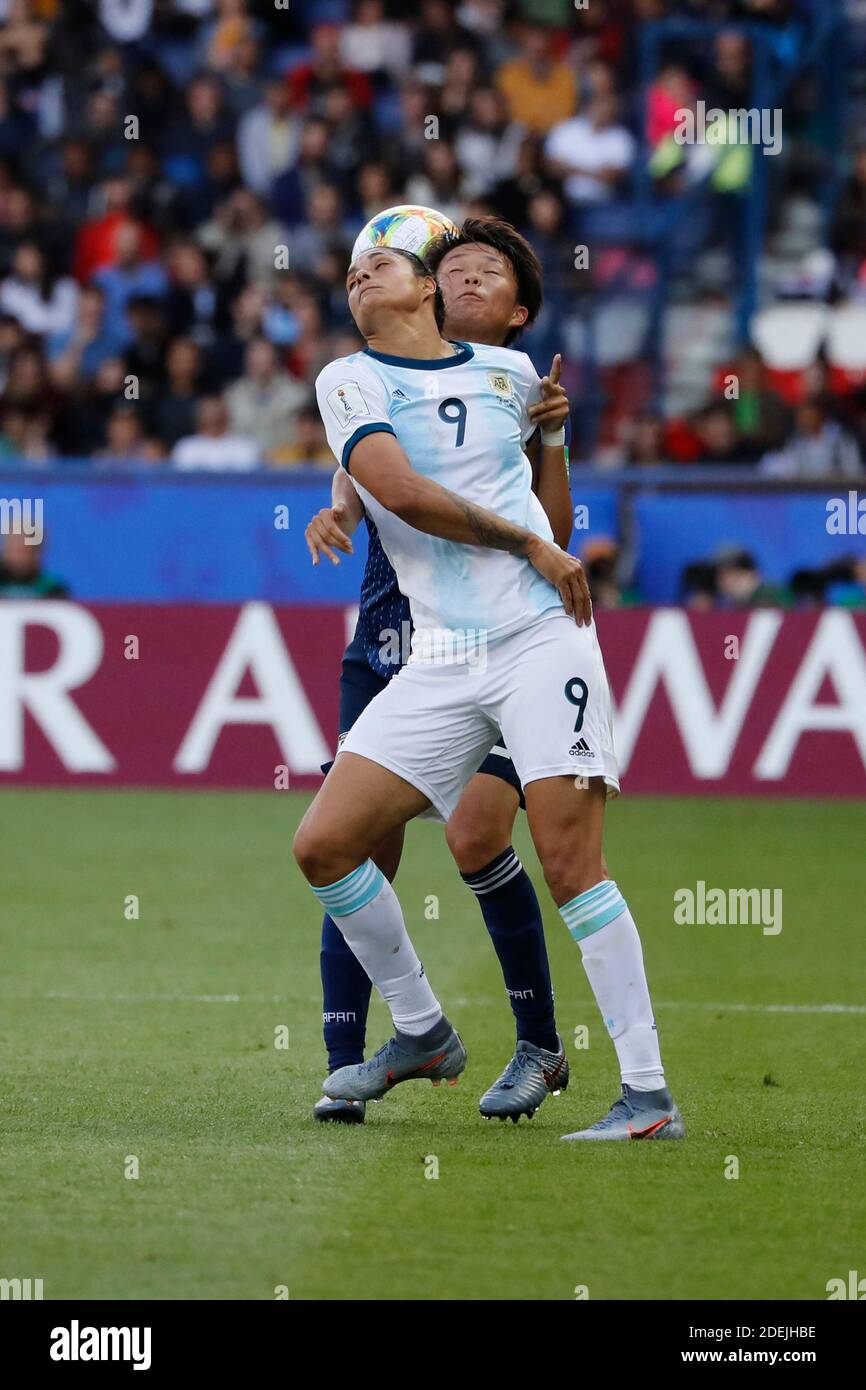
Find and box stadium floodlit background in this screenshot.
[1,0,865,1307]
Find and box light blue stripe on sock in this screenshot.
[311,860,385,917]
[570,880,614,911]
[565,884,620,927]
[560,880,626,942]
[319,860,377,911]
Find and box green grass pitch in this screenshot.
[2,788,864,1301]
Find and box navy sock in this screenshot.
[320,912,372,1070]
[462,848,559,1053]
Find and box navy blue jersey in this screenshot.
[352,515,411,681]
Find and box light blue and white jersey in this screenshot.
[315,340,563,658]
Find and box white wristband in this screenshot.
[541,426,566,447]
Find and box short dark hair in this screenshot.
[424,216,543,345]
[392,248,446,331]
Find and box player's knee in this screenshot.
[539,844,605,908]
[293,821,339,887]
[445,816,508,875]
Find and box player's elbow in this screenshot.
[374,474,424,522]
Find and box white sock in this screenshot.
[559,881,665,1092]
[312,860,442,1036]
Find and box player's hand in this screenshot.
[527,353,570,433]
[525,535,592,626]
[305,504,354,566]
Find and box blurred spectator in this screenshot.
[164,240,222,348]
[124,296,170,401]
[73,178,159,283]
[322,82,377,187]
[441,47,480,126]
[681,548,789,610]
[2,343,60,430]
[581,538,640,608]
[0,405,54,464]
[680,561,719,611]
[406,142,467,227]
[98,0,152,45]
[224,337,308,455]
[289,183,353,274]
[270,116,340,229]
[491,132,551,227]
[0,532,67,598]
[47,285,127,387]
[722,349,792,456]
[357,160,398,223]
[198,187,287,287]
[496,21,576,134]
[340,1,412,81]
[93,224,169,344]
[832,144,866,283]
[761,399,863,479]
[283,293,331,383]
[455,87,524,198]
[236,80,299,196]
[0,311,24,392]
[58,355,127,456]
[95,404,163,466]
[0,242,78,338]
[269,403,334,469]
[150,337,203,449]
[162,74,235,192]
[172,395,260,470]
[624,412,668,467]
[287,22,373,116]
[713,547,789,609]
[693,404,760,465]
[545,92,635,205]
[707,30,752,111]
[413,0,478,83]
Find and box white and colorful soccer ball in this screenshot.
[351,205,459,268]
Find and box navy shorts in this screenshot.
[321,639,525,809]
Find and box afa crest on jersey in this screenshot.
[487,371,514,398]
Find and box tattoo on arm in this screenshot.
[447,487,529,555]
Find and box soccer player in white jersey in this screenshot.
[306,219,574,1128]
[295,244,684,1141]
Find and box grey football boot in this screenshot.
[323,1019,466,1102]
[313,1096,366,1124]
[561,1083,685,1141]
[479,1037,569,1122]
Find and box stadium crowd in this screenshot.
[0,0,861,477]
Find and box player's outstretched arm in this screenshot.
[350,432,591,625]
[304,469,364,567]
[527,354,573,549]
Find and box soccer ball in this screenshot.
[351,205,459,268]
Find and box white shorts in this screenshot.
[340,612,620,821]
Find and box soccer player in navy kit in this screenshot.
[305,218,574,1125]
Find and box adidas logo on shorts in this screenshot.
[569,737,594,758]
